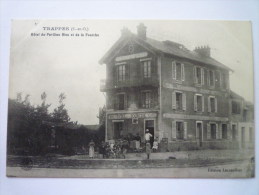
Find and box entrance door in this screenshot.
[241,127,245,148]
[196,122,203,147]
[145,120,154,146]
[114,122,123,139]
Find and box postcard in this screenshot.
[6,20,255,178]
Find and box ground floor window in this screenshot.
[176,121,184,140]
[222,124,228,139]
[210,123,217,140]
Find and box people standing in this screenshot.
[145,129,153,143]
[89,139,95,159]
[146,142,151,159]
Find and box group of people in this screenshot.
[87,129,159,159]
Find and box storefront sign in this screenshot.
[108,112,157,120]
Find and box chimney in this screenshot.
[137,23,147,40]
[194,45,211,57]
[121,27,131,37]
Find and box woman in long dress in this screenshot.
[89,140,95,159]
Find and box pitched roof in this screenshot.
[100,33,232,71]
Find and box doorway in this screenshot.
[196,122,203,147]
[113,122,123,139]
[144,120,155,147]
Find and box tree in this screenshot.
[52,93,70,124]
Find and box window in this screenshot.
[210,124,217,139]
[117,65,126,81]
[194,94,204,112]
[194,66,204,85]
[176,92,182,110]
[142,61,151,78]
[221,73,227,89]
[141,91,151,108]
[115,93,126,110]
[208,70,215,87]
[208,96,217,113]
[172,121,187,140]
[172,61,185,82]
[222,124,228,139]
[172,91,186,111]
[232,100,241,114]
[176,122,184,140]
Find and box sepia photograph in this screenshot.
[6,20,255,178]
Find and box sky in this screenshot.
[9,20,254,125]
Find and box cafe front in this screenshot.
[106,111,158,142]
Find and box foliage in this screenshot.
[7,92,106,156]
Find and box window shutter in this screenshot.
[184,122,188,140]
[207,123,211,140]
[208,97,211,112]
[218,124,222,139]
[172,61,176,80]
[182,93,186,111]
[227,124,231,140]
[194,95,197,111]
[201,68,204,85]
[172,91,176,109]
[172,121,176,140]
[216,124,219,139]
[202,96,205,112]
[193,66,197,84]
[215,97,218,113]
[181,63,185,81]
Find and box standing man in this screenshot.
[145,129,153,143]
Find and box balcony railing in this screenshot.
[100,77,159,91]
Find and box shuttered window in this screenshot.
[194,66,204,85]
[172,121,187,140]
[172,91,186,111]
[208,96,217,113]
[194,94,204,112]
[172,61,185,82]
[208,70,215,87]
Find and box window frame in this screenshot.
[208,96,217,113]
[208,69,215,88]
[172,61,185,83]
[117,64,126,82]
[142,60,151,78]
[115,92,127,110]
[194,93,204,112]
[141,90,152,109]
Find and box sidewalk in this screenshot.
[59,149,254,161]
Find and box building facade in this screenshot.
[99,23,254,151]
